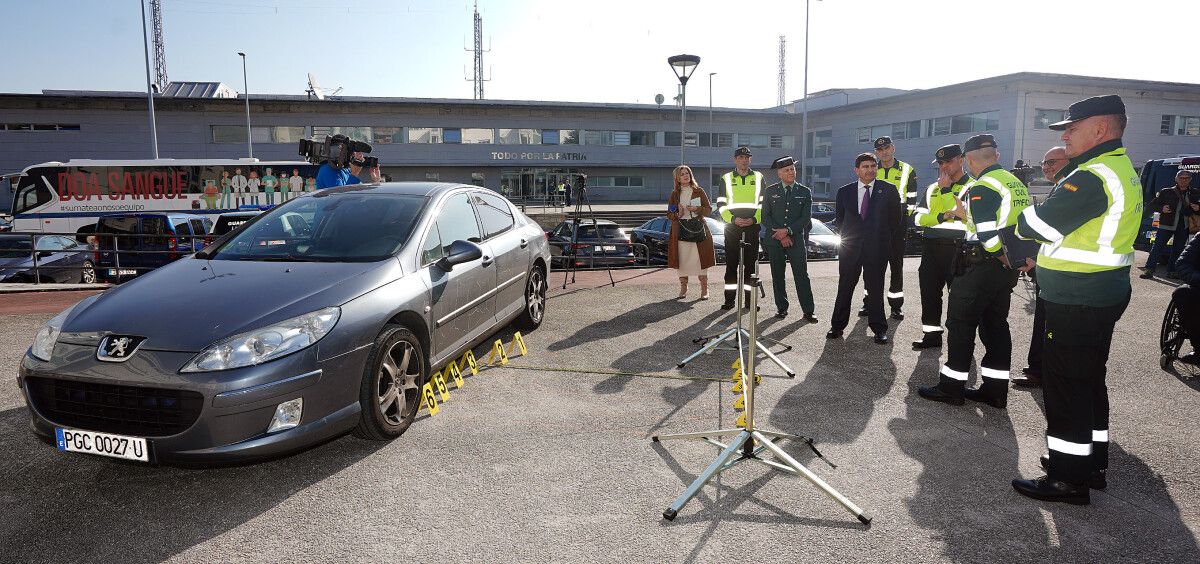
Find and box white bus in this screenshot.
[7,159,321,236]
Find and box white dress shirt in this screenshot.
[858,181,873,216]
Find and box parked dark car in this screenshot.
[19,182,551,466]
[811,201,836,226]
[629,216,727,265]
[547,219,638,268]
[0,215,12,233]
[94,213,213,282]
[0,234,96,283]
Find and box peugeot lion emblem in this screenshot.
[97,335,146,362]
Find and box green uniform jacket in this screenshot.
[913,175,969,240]
[760,181,813,247]
[964,164,1031,255]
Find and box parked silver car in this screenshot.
[19,183,550,465]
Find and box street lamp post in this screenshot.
[709,72,716,194]
[238,52,253,159]
[139,0,159,159]
[668,54,701,164]
[800,0,820,191]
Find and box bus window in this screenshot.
[13,176,53,214]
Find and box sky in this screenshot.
[6,0,1193,109]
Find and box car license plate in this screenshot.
[107,269,138,276]
[600,245,617,251]
[55,428,149,462]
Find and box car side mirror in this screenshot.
[435,240,483,271]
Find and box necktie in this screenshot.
[860,185,870,217]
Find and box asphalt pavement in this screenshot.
[1,256,1198,563]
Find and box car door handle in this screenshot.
[520,238,529,249]
[482,256,494,267]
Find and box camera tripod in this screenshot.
[561,174,616,289]
[677,231,795,378]
[652,250,872,524]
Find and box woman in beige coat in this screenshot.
[667,165,717,299]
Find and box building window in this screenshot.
[1161,115,1200,136]
[891,121,921,140]
[737,133,770,148]
[463,128,495,144]
[588,176,644,188]
[497,128,540,144]
[1034,109,1066,129]
[541,130,560,144]
[804,165,831,196]
[373,127,403,144]
[930,116,952,137]
[2,123,81,131]
[558,129,580,145]
[769,135,794,149]
[630,131,656,146]
[806,129,832,158]
[713,133,734,147]
[313,126,371,143]
[854,127,871,143]
[212,125,305,143]
[584,130,613,146]
[408,127,442,144]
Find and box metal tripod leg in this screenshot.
[677,326,739,367]
[653,428,744,442]
[751,431,872,525]
[662,430,751,521]
[751,332,796,377]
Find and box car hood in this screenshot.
[63,256,400,352]
[810,234,841,248]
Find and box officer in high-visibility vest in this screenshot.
[1011,95,1141,505]
[918,134,1030,408]
[862,136,918,319]
[910,144,969,350]
[716,146,763,309]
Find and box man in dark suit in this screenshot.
[828,153,903,344]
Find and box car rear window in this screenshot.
[0,237,32,258]
[577,224,624,239]
[209,192,425,262]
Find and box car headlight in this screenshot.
[30,304,78,361]
[181,307,340,373]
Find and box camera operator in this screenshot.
[316,151,381,189]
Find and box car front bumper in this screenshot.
[18,340,371,466]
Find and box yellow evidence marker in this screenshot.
[419,383,440,415]
[507,331,528,357]
[433,370,450,401]
[460,350,479,375]
[735,412,747,428]
[733,395,745,411]
[488,339,509,366]
[447,361,464,389]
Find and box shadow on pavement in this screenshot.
[0,407,386,564]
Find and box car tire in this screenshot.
[353,324,426,441]
[514,265,547,331]
[80,261,96,284]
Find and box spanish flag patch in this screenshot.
[1062,183,1079,192]
[971,196,983,201]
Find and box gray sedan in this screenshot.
[18,183,550,465]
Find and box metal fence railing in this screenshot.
[0,231,208,285]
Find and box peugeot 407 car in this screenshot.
[19,183,550,466]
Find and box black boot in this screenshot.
[1012,475,1090,505]
[917,376,964,406]
[911,332,943,350]
[1039,454,1107,490]
[964,378,1008,409]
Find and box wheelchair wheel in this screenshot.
[1160,296,1185,368]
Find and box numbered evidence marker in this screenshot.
[733,395,745,411]
[460,350,479,375]
[735,412,747,428]
[507,331,528,357]
[447,361,464,389]
[732,379,743,394]
[433,370,450,402]
[419,383,440,416]
[488,339,509,366]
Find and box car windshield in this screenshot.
[208,192,426,262]
[576,224,624,239]
[810,219,835,236]
[0,237,33,258]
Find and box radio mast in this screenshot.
[465,1,491,100]
[777,35,786,107]
[150,0,168,92]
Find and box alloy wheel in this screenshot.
[527,269,546,324]
[376,340,421,426]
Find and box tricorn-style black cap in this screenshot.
[734,146,752,157]
[963,134,997,153]
[932,144,963,164]
[770,156,795,169]
[873,136,893,149]
[1049,94,1126,130]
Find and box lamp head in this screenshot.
[668,54,701,85]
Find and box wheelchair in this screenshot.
[1161,294,1187,370]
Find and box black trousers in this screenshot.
[936,257,1018,393]
[1027,288,1046,373]
[722,223,760,305]
[864,225,905,311]
[917,238,958,334]
[1173,285,1200,348]
[832,254,887,334]
[1042,294,1129,483]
